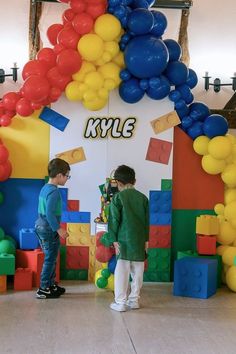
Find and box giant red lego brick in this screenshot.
[16,249,60,287]
[146,137,173,165]
[14,268,33,291]
[149,225,171,248]
[66,246,89,269]
[67,200,80,211]
[197,235,217,255]
[172,127,224,209]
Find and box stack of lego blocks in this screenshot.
[174,215,220,299]
[144,179,172,282]
[0,227,16,293]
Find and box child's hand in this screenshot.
[58,228,69,239]
[145,241,149,251]
[113,242,120,255]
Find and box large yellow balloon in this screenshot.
[106,274,114,290]
[224,201,236,221]
[98,62,121,87]
[84,71,104,90]
[221,164,236,187]
[193,135,210,155]
[201,155,226,175]
[95,14,121,41]
[65,81,82,101]
[78,34,104,61]
[217,220,236,245]
[216,244,229,256]
[222,246,236,266]
[72,61,96,82]
[226,266,236,292]
[208,136,232,160]
[83,96,107,111]
[224,188,236,205]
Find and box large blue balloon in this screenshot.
[150,11,167,37]
[163,39,182,61]
[186,68,198,89]
[127,8,154,35]
[203,114,228,138]
[108,255,117,274]
[189,102,210,121]
[164,61,188,86]
[119,78,145,103]
[146,75,170,100]
[124,35,169,79]
[187,121,204,139]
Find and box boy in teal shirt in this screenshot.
[35,158,70,299]
[108,165,149,312]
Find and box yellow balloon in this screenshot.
[226,266,236,292]
[102,52,112,63]
[226,134,236,145]
[78,34,104,61]
[193,135,210,155]
[98,88,109,99]
[95,269,103,283]
[214,203,224,215]
[224,201,236,221]
[104,41,120,58]
[221,164,236,187]
[84,71,104,90]
[222,246,236,266]
[65,81,82,101]
[98,62,121,86]
[95,14,121,41]
[225,188,236,205]
[208,136,232,160]
[83,89,97,102]
[112,52,125,68]
[72,61,96,82]
[216,245,229,256]
[106,274,114,290]
[201,155,226,175]
[104,79,116,90]
[83,96,108,111]
[217,220,236,245]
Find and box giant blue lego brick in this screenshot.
[0,178,45,245]
[61,211,90,223]
[19,228,40,250]
[173,257,217,299]
[150,212,172,225]
[149,191,172,213]
[59,188,68,211]
[39,107,70,132]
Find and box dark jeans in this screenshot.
[35,226,60,289]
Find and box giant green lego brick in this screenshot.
[161,179,172,191]
[60,269,88,280]
[144,271,170,282]
[0,253,15,275]
[145,248,171,282]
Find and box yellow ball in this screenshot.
[78,34,104,61]
[226,134,236,145]
[98,62,121,87]
[224,201,236,221]
[65,81,82,101]
[83,96,108,111]
[106,274,114,290]
[72,61,96,82]
[193,135,210,155]
[222,246,236,266]
[216,245,229,256]
[208,136,232,160]
[98,88,109,99]
[83,89,97,102]
[226,266,236,292]
[217,221,236,245]
[94,14,121,41]
[112,52,125,68]
[84,71,104,90]
[214,203,224,215]
[221,164,236,187]
[104,41,120,59]
[224,188,236,205]
[201,155,226,175]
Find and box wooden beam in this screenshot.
[178,9,190,67]
[29,1,43,60]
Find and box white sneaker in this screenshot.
[126,301,140,309]
[110,302,127,312]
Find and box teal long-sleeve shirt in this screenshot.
[35,184,62,232]
[108,187,149,261]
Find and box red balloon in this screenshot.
[0,160,12,181]
[37,48,56,70]
[72,13,94,34]
[23,76,51,103]
[86,3,106,19]
[2,92,21,111]
[22,60,48,80]
[5,110,16,118]
[57,49,82,75]
[47,67,71,91]
[57,27,80,49]
[49,87,62,102]
[62,9,75,24]
[0,145,9,163]
[53,44,64,55]
[95,245,115,263]
[47,24,64,46]
[31,102,42,110]
[69,0,86,13]
[0,106,4,116]
[0,114,12,127]
[16,98,34,117]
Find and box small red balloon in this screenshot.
[47,67,72,91]
[57,49,82,76]
[57,27,80,50]
[37,48,56,70]
[69,0,86,13]
[0,115,12,127]
[0,145,9,163]
[0,160,12,181]
[23,76,51,103]
[72,13,94,34]
[16,98,34,117]
[47,24,64,46]
[2,92,21,111]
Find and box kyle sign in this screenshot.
[84,117,136,138]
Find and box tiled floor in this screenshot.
[1,282,236,354]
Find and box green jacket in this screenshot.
[108,187,149,261]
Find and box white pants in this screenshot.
[114,259,144,305]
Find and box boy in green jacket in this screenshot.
[108,165,149,312]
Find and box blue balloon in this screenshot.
[150,11,167,37]
[119,78,145,103]
[120,69,131,81]
[203,114,228,138]
[127,8,154,35]
[124,35,169,79]
[146,75,170,100]
[169,89,181,102]
[176,84,192,102]
[189,102,210,121]
[181,115,193,129]
[186,68,198,89]
[175,100,189,118]
[109,0,121,6]
[149,77,161,89]
[164,61,188,86]
[163,39,182,61]
[187,121,204,139]
[113,5,126,19]
[108,255,117,274]
[131,0,149,8]
[139,79,149,90]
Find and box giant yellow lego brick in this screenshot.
[55,147,86,165]
[150,111,181,134]
[196,215,219,235]
[0,111,49,178]
[66,223,91,246]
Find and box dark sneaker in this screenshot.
[36,287,61,299]
[50,284,66,295]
